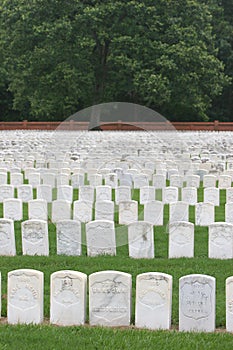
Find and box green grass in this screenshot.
[0,185,233,348]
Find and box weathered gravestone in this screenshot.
[179,274,215,332]
[0,219,16,256]
[86,220,116,257]
[51,200,71,223]
[225,203,233,223]
[144,200,164,226]
[79,186,95,202]
[169,202,189,223]
[56,220,82,256]
[96,185,112,201]
[226,276,233,332]
[50,270,87,326]
[8,269,44,324]
[73,200,93,223]
[95,200,114,221]
[128,222,154,259]
[135,272,172,330]
[208,222,233,259]
[28,173,41,188]
[181,187,197,205]
[204,187,220,206]
[71,174,84,188]
[203,175,217,188]
[36,184,52,203]
[17,184,33,202]
[57,185,73,203]
[89,270,132,326]
[21,220,49,256]
[226,188,233,203]
[10,173,23,187]
[195,203,215,226]
[3,198,23,221]
[119,200,138,224]
[152,174,166,189]
[28,199,47,221]
[218,175,231,189]
[139,186,155,204]
[168,221,194,258]
[162,187,178,204]
[115,186,131,204]
[0,185,14,202]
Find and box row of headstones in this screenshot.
[3,195,233,226]
[2,218,233,259]
[4,269,233,333]
[2,183,233,205]
[1,170,233,190]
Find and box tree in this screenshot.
[0,0,230,121]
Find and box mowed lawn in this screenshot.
[1,186,233,349]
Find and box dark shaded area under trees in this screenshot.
[0,0,232,122]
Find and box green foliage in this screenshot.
[0,0,232,121]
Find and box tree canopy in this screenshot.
[0,0,232,121]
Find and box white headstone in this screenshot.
[0,172,7,185]
[208,222,233,259]
[28,173,41,188]
[119,200,138,224]
[36,184,52,203]
[0,185,14,202]
[204,187,220,206]
[135,272,172,330]
[128,222,154,258]
[73,200,93,223]
[57,185,73,203]
[226,276,233,332]
[89,270,132,326]
[162,187,179,204]
[21,220,49,256]
[50,270,87,326]
[8,269,44,324]
[170,174,183,188]
[225,203,233,223]
[139,186,155,205]
[51,200,71,223]
[186,175,200,188]
[203,175,217,188]
[28,199,47,221]
[226,188,233,203]
[195,203,215,226]
[134,174,149,189]
[56,220,82,256]
[3,198,23,221]
[105,173,118,188]
[152,174,166,189]
[56,174,69,186]
[96,185,112,201]
[79,186,94,202]
[115,186,131,204]
[95,200,114,221]
[86,220,116,257]
[169,202,189,223]
[42,172,56,187]
[144,200,164,226]
[0,219,16,256]
[168,221,194,258]
[10,173,23,187]
[17,184,33,202]
[179,274,215,332]
[181,187,197,205]
[71,174,84,188]
[218,175,231,189]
